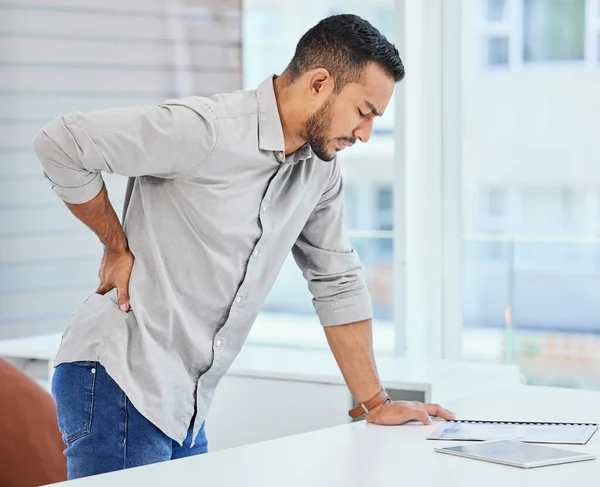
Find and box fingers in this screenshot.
[368,401,456,426]
[423,403,456,421]
[390,404,432,426]
[94,283,130,312]
[411,408,432,425]
[117,284,130,312]
[96,248,133,312]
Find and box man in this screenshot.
[33,14,455,480]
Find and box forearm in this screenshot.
[66,183,128,252]
[323,318,381,404]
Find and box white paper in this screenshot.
[427,421,598,445]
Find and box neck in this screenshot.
[273,76,307,156]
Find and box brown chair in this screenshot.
[0,358,67,487]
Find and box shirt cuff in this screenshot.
[314,290,373,326]
[43,171,104,204]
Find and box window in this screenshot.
[487,188,508,217]
[376,187,394,231]
[481,0,594,67]
[458,0,600,388]
[487,0,508,21]
[560,189,582,234]
[243,0,396,353]
[480,0,512,66]
[486,36,510,65]
[523,0,585,62]
[520,189,561,235]
[474,189,510,261]
[375,187,394,256]
[484,238,507,262]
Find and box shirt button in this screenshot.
[215,339,222,347]
[262,206,268,213]
[235,296,242,303]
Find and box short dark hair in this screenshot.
[281,14,404,92]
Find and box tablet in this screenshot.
[434,439,596,468]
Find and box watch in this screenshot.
[348,387,391,419]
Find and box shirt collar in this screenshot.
[256,75,313,164]
[257,75,285,153]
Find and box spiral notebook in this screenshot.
[427,420,598,445]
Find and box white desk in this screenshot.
[44,385,600,486]
[0,333,522,449]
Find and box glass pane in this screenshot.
[486,36,509,65]
[486,0,507,22]
[523,0,585,62]
[459,0,600,388]
[244,0,396,352]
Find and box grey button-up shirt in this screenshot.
[32,75,373,445]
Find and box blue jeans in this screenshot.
[52,361,208,480]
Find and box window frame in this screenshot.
[393,0,463,359]
[479,0,514,67]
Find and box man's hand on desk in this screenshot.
[366,400,456,426]
[323,319,457,427]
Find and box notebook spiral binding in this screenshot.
[449,420,597,426]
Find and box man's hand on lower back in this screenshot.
[96,247,135,312]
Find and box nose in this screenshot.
[354,119,373,144]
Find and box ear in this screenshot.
[307,68,334,99]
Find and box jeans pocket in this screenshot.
[52,361,97,443]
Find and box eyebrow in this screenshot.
[365,101,383,117]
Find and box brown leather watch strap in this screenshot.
[348,387,391,419]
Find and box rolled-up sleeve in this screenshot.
[32,98,218,204]
[292,158,373,326]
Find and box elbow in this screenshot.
[32,119,64,164]
[32,128,50,158]
[32,128,65,179]
[32,118,76,172]
[32,128,59,177]
[31,121,104,204]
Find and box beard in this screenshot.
[301,99,336,162]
